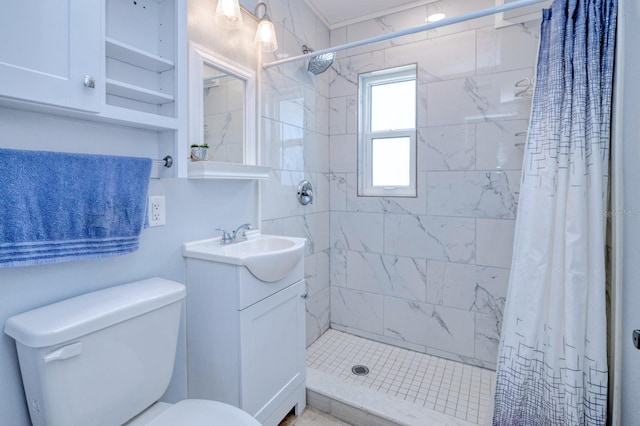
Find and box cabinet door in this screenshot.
[239,280,306,420]
[0,0,101,111]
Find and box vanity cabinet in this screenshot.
[184,258,306,426]
[0,0,185,133]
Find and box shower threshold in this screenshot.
[305,329,494,426]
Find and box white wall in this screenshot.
[0,1,262,421]
[621,0,640,422]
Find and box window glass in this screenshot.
[358,64,417,197]
[371,137,410,186]
[370,80,416,132]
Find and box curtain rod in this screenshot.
[262,0,548,69]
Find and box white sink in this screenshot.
[183,234,306,282]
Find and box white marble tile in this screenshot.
[305,253,319,295]
[477,21,540,75]
[331,211,384,253]
[426,171,520,219]
[331,287,384,335]
[417,82,428,129]
[270,0,317,51]
[384,215,475,263]
[314,172,331,213]
[330,96,347,135]
[426,69,535,127]
[329,51,384,98]
[420,125,475,171]
[476,120,527,171]
[330,26,347,59]
[383,297,476,357]
[475,312,501,365]
[284,212,330,255]
[306,287,331,347]
[279,26,310,84]
[329,173,347,211]
[261,117,283,168]
[330,248,347,286]
[281,122,304,171]
[305,251,330,299]
[303,130,330,173]
[383,297,431,345]
[314,91,331,135]
[344,6,428,57]
[329,134,357,173]
[476,218,516,268]
[346,251,427,301]
[260,218,283,235]
[345,95,358,135]
[345,173,427,215]
[261,169,306,220]
[426,260,509,315]
[384,30,476,84]
[317,249,330,292]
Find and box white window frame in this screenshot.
[358,64,417,197]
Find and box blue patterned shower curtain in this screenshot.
[493,0,617,424]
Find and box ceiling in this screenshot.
[303,0,437,29]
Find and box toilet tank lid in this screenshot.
[4,278,186,348]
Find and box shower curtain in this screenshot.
[493,0,617,424]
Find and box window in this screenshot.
[358,64,417,197]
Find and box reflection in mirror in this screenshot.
[188,42,257,169]
[202,63,245,164]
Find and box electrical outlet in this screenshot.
[148,196,166,227]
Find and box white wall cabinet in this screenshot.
[184,259,307,426]
[0,0,187,176]
[0,0,102,112]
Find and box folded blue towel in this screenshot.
[0,149,152,267]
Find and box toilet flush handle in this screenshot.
[43,342,82,363]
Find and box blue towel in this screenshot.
[0,149,152,267]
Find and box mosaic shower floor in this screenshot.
[306,329,495,426]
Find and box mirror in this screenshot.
[188,42,257,167]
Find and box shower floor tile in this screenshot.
[306,329,495,426]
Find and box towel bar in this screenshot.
[153,156,173,168]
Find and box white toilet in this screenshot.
[4,278,262,426]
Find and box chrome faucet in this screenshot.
[216,223,254,245]
[232,223,254,242]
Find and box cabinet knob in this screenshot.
[83,75,96,89]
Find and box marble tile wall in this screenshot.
[257,0,332,347]
[328,0,540,369]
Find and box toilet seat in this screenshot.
[144,400,261,426]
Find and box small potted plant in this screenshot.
[190,143,209,161]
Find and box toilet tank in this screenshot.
[4,278,186,426]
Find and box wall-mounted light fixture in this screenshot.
[215,0,243,29]
[254,2,278,52]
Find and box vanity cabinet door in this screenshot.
[239,280,306,421]
[0,0,101,112]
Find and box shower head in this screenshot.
[302,44,335,75]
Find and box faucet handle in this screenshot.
[215,228,233,244]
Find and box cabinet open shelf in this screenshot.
[105,37,174,72]
[106,79,174,105]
